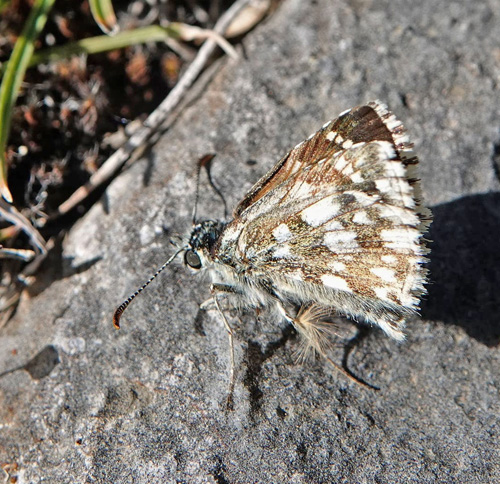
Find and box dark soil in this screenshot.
[1,0,233,233]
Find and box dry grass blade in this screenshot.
[225,0,271,38]
[28,25,232,69]
[57,0,252,216]
[89,0,119,35]
[0,198,47,255]
[0,201,47,326]
[171,23,238,58]
[0,247,36,262]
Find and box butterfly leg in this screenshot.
[210,283,240,409]
[199,298,217,311]
[200,283,243,310]
[275,300,376,390]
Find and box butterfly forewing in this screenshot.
[219,101,430,340]
[233,103,403,217]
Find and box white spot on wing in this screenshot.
[323,220,343,231]
[301,197,341,227]
[273,223,292,243]
[326,131,337,141]
[272,244,292,258]
[384,159,405,177]
[376,204,419,225]
[342,163,354,175]
[374,178,394,194]
[371,267,396,282]
[376,141,396,161]
[381,228,420,251]
[375,178,413,204]
[374,287,390,301]
[334,152,350,172]
[291,180,314,198]
[352,210,373,225]
[323,231,358,251]
[321,274,352,292]
[381,254,398,264]
[348,190,377,206]
[385,115,402,132]
[349,171,364,183]
[330,261,346,272]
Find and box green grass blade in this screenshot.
[28,25,182,67]
[0,1,11,13]
[0,0,56,202]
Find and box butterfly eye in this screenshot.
[185,250,202,269]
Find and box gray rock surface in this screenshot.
[1,0,499,482]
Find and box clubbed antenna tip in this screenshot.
[113,305,125,329]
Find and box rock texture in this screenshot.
[1,0,499,482]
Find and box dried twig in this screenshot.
[57,0,251,216]
[0,247,36,261]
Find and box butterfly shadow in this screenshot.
[421,192,500,347]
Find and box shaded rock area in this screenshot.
[1,0,499,482]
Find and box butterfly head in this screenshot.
[184,220,225,270]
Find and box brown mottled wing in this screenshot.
[234,103,399,218]
[222,101,431,340]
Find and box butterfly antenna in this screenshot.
[192,155,205,225]
[113,247,186,329]
[192,153,228,224]
[203,155,229,220]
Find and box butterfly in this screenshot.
[113,101,431,394]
